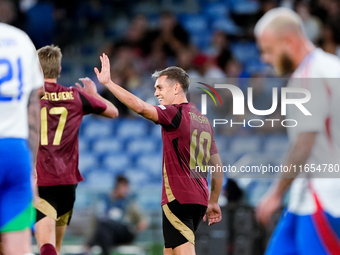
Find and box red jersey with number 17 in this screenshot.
[36,82,107,186]
[154,102,219,206]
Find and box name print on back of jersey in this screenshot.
[41,91,74,101]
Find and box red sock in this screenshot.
[40,243,57,255]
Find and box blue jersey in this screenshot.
[0,22,42,232]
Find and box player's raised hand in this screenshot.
[75,77,98,96]
[204,202,222,226]
[94,53,111,86]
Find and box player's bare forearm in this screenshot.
[209,154,223,203]
[104,80,145,113]
[205,154,223,226]
[255,133,315,226]
[93,92,119,118]
[210,178,223,204]
[76,77,118,118]
[271,132,316,198]
[27,88,41,166]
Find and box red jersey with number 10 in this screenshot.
[154,103,219,206]
[36,82,107,186]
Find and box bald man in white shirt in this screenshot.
[255,7,340,255]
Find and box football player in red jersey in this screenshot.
[95,53,223,255]
[34,46,118,255]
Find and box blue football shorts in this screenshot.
[266,209,340,255]
[0,138,35,232]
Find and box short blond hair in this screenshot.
[37,45,62,79]
[254,7,305,38]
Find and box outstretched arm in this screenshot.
[256,132,316,225]
[75,77,118,118]
[94,53,159,122]
[204,153,223,226]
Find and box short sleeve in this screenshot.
[287,79,328,133]
[27,38,44,90]
[154,104,182,130]
[76,89,107,115]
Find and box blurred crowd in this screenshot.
[2,0,340,134]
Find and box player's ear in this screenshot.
[284,33,296,49]
[174,83,180,94]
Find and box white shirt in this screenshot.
[0,23,44,139]
[287,48,340,216]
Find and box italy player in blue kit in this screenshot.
[0,22,44,254]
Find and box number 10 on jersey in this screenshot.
[190,129,212,170]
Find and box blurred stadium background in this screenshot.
[2,0,339,254]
